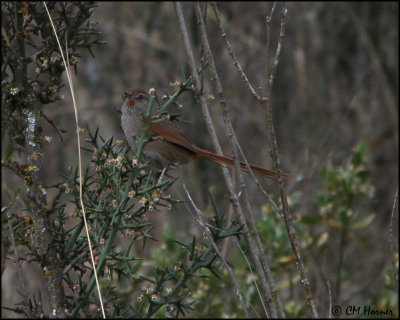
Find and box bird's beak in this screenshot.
[123,92,135,106]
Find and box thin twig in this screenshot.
[327,280,332,318]
[174,2,227,165]
[211,2,261,101]
[8,220,32,318]
[335,227,346,304]
[183,184,250,318]
[389,189,398,291]
[265,1,277,90]
[311,252,333,318]
[234,239,267,316]
[267,3,287,96]
[261,3,319,317]
[196,3,283,317]
[177,3,275,316]
[63,247,91,275]
[1,160,25,180]
[41,112,66,144]
[199,2,281,213]
[1,306,26,315]
[228,122,282,216]
[195,3,236,260]
[175,9,271,295]
[238,174,283,317]
[50,187,64,208]
[9,255,39,263]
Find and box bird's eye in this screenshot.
[136,94,143,100]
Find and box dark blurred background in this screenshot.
[2,2,398,316]
[36,1,398,228]
[36,2,398,205]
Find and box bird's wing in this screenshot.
[149,122,198,154]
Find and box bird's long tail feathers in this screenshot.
[195,147,279,181]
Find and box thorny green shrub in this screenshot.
[62,127,242,318]
[4,122,243,317]
[1,2,102,153]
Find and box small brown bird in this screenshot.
[121,88,279,180]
